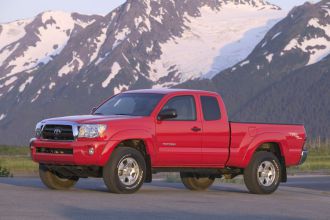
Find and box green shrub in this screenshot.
[0,166,13,177]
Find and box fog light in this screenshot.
[88,147,95,155]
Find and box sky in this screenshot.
[0,0,316,24]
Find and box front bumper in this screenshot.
[298,149,308,165]
[29,138,118,166]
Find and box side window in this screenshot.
[201,96,221,121]
[161,96,196,121]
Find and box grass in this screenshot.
[0,145,30,156]
[0,146,38,176]
[288,143,330,174]
[0,157,38,174]
[0,141,329,177]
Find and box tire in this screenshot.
[103,147,146,194]
[39,164,78,190]
[180,172,215,191]
[244,151,281,194]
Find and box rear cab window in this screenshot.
[200,96,221,121]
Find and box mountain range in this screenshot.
[0,0,329,145]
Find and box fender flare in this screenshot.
[241,132,288,167]
[98,129,156,167]
[109,129,155,157]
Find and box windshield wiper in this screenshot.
[94,112,103,115]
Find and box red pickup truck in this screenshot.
[30,89,307,194]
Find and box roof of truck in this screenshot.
[123,88,218,95]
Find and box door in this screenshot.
[200,95,230,166]
[155,95,202,166]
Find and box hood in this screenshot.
[41,115,144,124]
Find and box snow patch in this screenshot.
[126,3,131,11]
[144,19,151,31]
[0,114,6,121]
[151,7,165,23]
[283,39,298,51]
[308,18,330,31]
[31,89,41,103]
[58,52,84,77]
[266,53,274,63]
[114,84,128,94]
[240,60,250,67]
[102,62,121,88]
[49,82,56,90]
[261,41,267,48]
[0,19,31,51]
[122,53,130,64]
[146,42,154,53]
[321,4,330,17]
[144,0,152,16]
[75,18,96,29]
[95,52,110,66]
[4,76,18,86]
[19,76,33,92]
[134,16,143,28]
[136,62,141,72]
[89,28,107,62]
[8,85,14,92]
[0,43,20,66]
[271,32,281,40]
[113,27,131,50]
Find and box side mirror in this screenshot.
[157,109,177,120]
[91,107,97,114]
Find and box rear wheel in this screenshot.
[180,172,215,191]
[103,147,146,194]
[39,165,78,190]
[244,151,281,194]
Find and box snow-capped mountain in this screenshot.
[0,0,284,145]
[0,12,100,80]
[210,0,330,112]
[179,0,330,138]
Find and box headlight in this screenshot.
[78,124,107,138]
[35,122,43,138]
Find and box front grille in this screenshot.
[37,147,73,155]
[42,124,74,141]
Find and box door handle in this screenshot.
[191,127,201,132]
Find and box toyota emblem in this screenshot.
[54,128,62,135]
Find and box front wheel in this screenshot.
[180,172,215,191]
[244,151,281,194]
[39,165,78,190]
[103,147,146,194]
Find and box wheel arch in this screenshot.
[106,129,155,157]
[242,133,288,165]
[243,134,288,182]
[110,130,154,182]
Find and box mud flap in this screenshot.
[280,156,287,183]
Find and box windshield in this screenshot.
[94,93,165,116]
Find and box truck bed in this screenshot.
[226,121,306,168]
